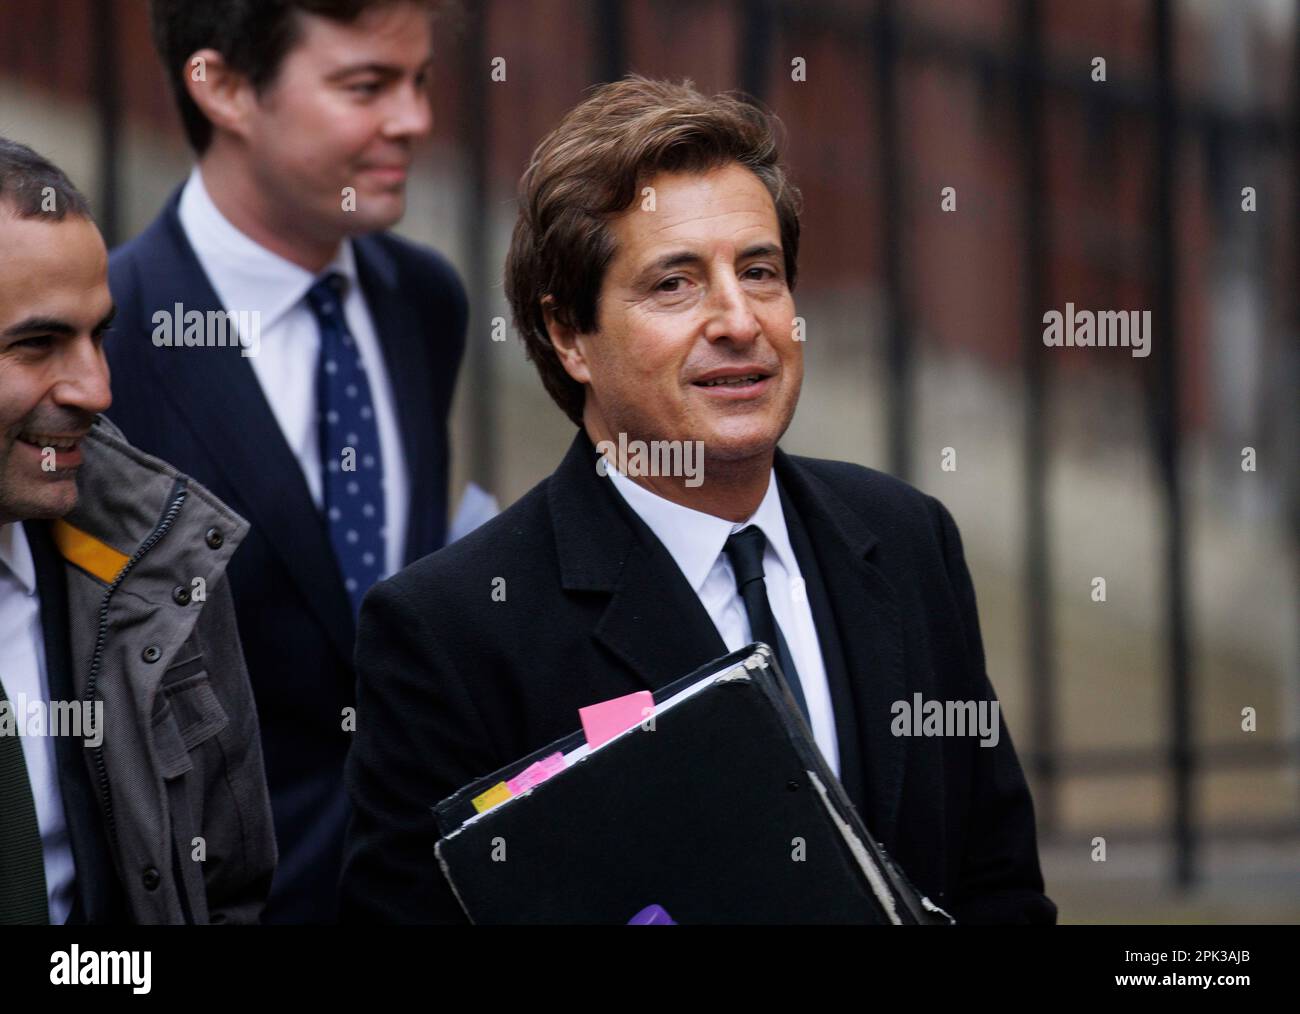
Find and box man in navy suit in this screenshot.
[106,0,465,923]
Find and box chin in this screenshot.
[355,191,406,230]
[701,430,781,464]
[5,481,79,521]
[696,408,791,459]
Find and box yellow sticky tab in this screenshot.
[51,520,130,585]
[471,781,512,814]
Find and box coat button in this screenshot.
[786,779,800,792]
[172,585,191,606]
[142,866,161,891]
[205,527,224,549]
[142,645,162,664]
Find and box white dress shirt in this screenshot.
[177,167,408,576]
[605,467,841,775]
[0,522,75,924]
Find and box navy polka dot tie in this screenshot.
[307,272,386,617]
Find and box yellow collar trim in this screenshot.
[51,519,129,585]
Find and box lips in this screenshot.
[14,431,88,470]
[17,432,84,450]
[692,365,775,388]
[360,164,409,182]
[693,365,774,383]
[696,373,764,387]
[689,368,775,402]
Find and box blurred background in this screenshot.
[2,0,1296,922]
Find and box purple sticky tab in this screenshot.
[628,904,676,925]
[578,690,655,750]
[505,752,566,795]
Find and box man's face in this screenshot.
[0,212,113,524]
[241,2,435,238]
[567,163,802,465]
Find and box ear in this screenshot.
[182,48,260,143]
[542,296,593,385]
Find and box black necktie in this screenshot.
[723,526,811,724]
[0,673,49,924]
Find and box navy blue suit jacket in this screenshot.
[106,190,467,923]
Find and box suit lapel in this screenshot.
[774,451,908,846]
[778,480,868,815]
[126,194,354,662]
[594,539,731,693]
[549,433,728,696]
[354,237,442,563]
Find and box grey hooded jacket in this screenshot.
[52,416,276,923]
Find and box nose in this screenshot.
[383,80,434,140]
[51,336,112,417]
[702,270,762,346]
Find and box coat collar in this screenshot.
[549,431,728,690]
[60,416,247,601]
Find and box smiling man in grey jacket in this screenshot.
[0,137,276,924]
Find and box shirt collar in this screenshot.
[605,466,797,593]
[0,522,37,597]
[178,166,359,332]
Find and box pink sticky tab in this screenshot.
[579,691,655,750]
[506,752,566,794]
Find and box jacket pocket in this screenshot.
[151,663,229,779]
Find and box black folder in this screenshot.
[433,643,953,925]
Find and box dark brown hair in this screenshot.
[150,0,438,154]
[505,75,803,426]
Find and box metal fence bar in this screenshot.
[1292,0,1300,823]
[873,0,912,482]
[91,0,120,246]
[739,0,775,101]
[594,0,626,84]
[1016,0,1057,839]
[1150,0,1195,889]
[461,0,496,495]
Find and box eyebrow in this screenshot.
[2,305,116,340]
[634,243,783,285]
[326,56,434,82]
